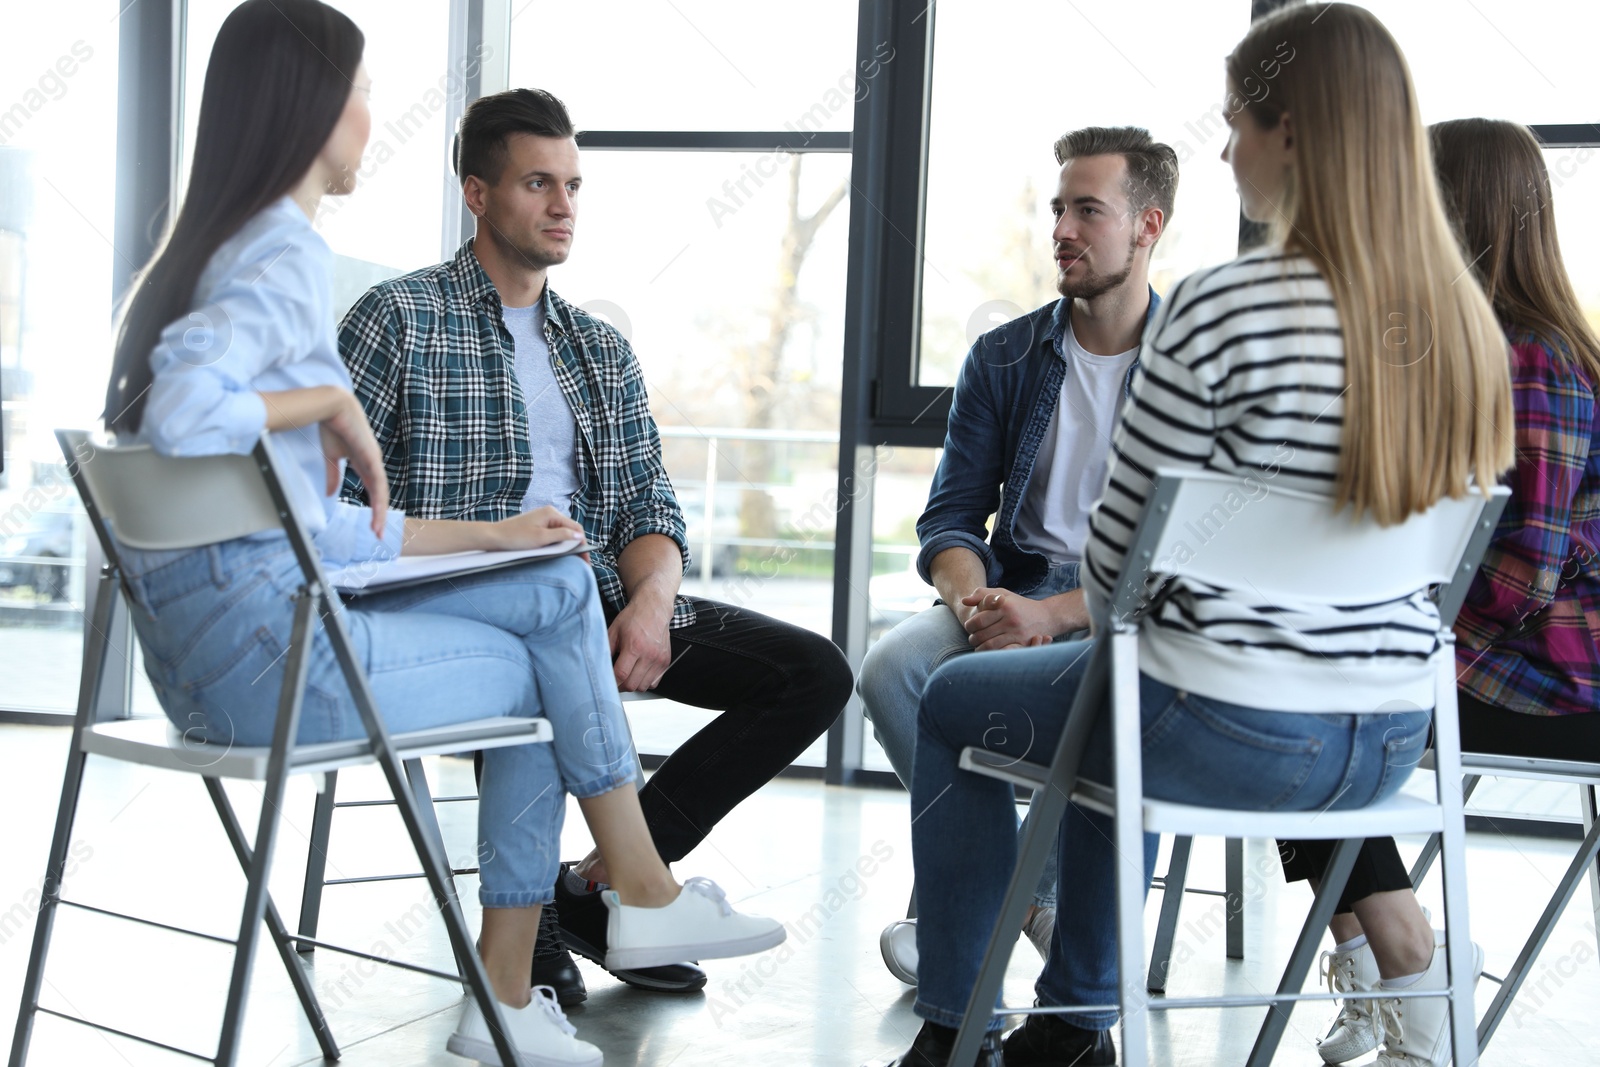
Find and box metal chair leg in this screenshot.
[1475,816,1600,1051]
[215,591,316,1066]
[1147,836,1193,994]
[905,885,917,921]
[1409,775,1482,889]
[297,769,338,955]
[204,777,340,1061]
[1225,837,1245,961]
[405,758,473,990]
[10,572,117,1067]
[1583,785,1600,961]
[1244,836,1362,1067]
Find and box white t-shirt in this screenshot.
[1012,320,1139,563]
[502,298,581,516]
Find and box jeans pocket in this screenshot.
[1144,693,1326,810]
[1365,714,1432,805]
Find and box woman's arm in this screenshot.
[257,385,390,535]
[399,506,588,557]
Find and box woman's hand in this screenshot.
[491,506,587,553]
[318,389,389,537]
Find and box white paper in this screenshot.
[326,539,588,593]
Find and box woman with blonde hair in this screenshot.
[1283,115,1600,1067]
[864,5,1511,1065]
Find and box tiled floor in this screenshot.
[2,721,1596,1066]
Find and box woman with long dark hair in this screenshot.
[1281,116,1600,1067]
[105,3,782,1064]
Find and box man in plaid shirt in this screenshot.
[338,89,851,1001]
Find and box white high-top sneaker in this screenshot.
[879,918,919,984]
[1373,941,1486,1067]
[447,985,602,1067]
[1317,939,1382,1063]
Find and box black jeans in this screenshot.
[1280,689,1600,913]
[625,596,851,861]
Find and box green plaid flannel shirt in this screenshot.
[337,239,695,627]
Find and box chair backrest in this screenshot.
[57,429,286,551]
[1111,468,1509,628]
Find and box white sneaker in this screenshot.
[447,985,601,1067]
[1316,940,1382,1063]
[880,918,919,984]
[1318,906,1435,1064]
[1373,940,1485,1067]
[602,876,786,971]
[1022,906,1056,962]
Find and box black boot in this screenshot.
[863,1022,1004,1066]
[529,901,587,1006]
[1002,1010,1115,1066]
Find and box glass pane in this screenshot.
[1350,1,1600,124]
[864,446,942,775]
[917,0,1249,386]
[508,0,860,132]
[183,0,453,313]
[0,5,120,712]
[552,150,851,764]
[1547,147,1600,331]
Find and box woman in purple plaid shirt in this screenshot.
[1283,118,1600,1067]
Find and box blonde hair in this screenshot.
[1227,3,1513,525]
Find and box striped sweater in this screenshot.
[1082,248,1443,713]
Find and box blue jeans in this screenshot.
[117,534,637,908]
[909,638,1431,1031]
[859,561,1083,908]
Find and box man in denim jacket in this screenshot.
[863,126,1175,1013]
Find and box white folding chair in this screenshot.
[1407,749,1600,1053]
[948,469,1508,1067]
[9,430,546,1067]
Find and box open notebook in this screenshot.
[325,538,589,595]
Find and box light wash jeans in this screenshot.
[858,560,1083,908]
[908,638,1431,1031]
[117,533,637,908]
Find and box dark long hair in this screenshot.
[1430,118,1600,388]
[105,0,364,434]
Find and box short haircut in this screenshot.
[1053,126,1179,227]
[454,88,575,186]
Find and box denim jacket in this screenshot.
[915,289,1161,595]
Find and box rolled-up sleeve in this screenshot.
[140,238,323,456]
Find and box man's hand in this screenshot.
[608,592,675,692]
[959,586,1088,652]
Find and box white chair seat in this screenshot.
[1070,778,1446,838]
[81,715,553,781]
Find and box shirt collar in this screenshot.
[448,237,570,340]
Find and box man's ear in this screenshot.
[1138,206,1165,249]
[462,174,487,218]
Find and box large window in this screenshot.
[0,4,119,714]
[184,0,456,312]
[917,0,1247,386]
[507,10,861,765]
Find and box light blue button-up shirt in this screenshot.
[138,196,405,567]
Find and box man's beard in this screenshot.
[1057,229,1138,301]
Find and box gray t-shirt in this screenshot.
[501,298,580,515]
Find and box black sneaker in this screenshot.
[530,902,587,1007]
[862,1021,1003,1066]
[554,862,708,993]
[1003,1010,1115,1065]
